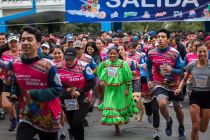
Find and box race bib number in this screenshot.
[107,67,118,77]
[64,99,79,111]
[194,76,208,88]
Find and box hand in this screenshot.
[71,91,80,98]
[124,89,129,96]
[101,82,106,86]
[66,87,76,93]
[174,88,182,96]
[161,65,172,74]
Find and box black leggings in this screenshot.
[144,98,160,128]
[16,122,58,140]
[64,103,90,140]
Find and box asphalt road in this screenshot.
[0,99,210,140]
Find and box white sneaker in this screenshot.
[169,102,173,107]
[94,98,100,107]
[153,129,160,140]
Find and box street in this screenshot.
[0,99,210,140]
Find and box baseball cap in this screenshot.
[72,41,83,48]
[64,47,77,60]
[66,36,74,43]
[132,35,139,42]
[122,36,130,43]
[41,42,50,49]
[149,31,156,36]
[8,35,19,42]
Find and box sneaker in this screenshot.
[169,102,173,107]
[165,117,173,136]
[0,112,6,120]
[147,115,152,124]
[178,126,186,140]
[153,129,160,140]
[9,118,17,131]
[60,134,66,140]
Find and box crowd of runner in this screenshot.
[0,26,210,140]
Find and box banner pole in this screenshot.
[100,22,112,32]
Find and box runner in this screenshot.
[0,26,63,140]
[147,29,186,139]
[175,41,210,140]
[1,34,20,131]
[59,47,96,140]
[97,46,138,136]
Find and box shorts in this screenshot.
[154,87,184,106]
[2,84,11,93]
[190,90,210,109]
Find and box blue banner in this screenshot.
[66,0,210,22]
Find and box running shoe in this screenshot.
[169,102,173,107]
[0,112,6,120]
[9,118,17,131]
[153,129,160,140]
[165,117,173,136]
[60,134,66,140]
[178,126,186,140]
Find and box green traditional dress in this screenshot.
[97,59,138,125]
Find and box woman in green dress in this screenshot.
[97,46,138,136]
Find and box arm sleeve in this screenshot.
[90,58,97,69]
[131,60,137,71]
[80,77,96,94]
[84,65,95,80]
[29,65,63,102]
[146,55,152,81]
[183,56,188,66]
[11,74,20,97]
[94,55,102,66]
[171,54,184,75]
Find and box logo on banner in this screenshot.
[124,12,137,18]
[111,11,119,18]
[174,11,183,18]
[98,11,106,19]
[189,10,196,18]
[203,8,210,17]
[142,11,150,18]
[155,12,167,18]
[81,0,99,13]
